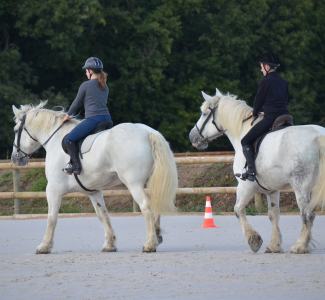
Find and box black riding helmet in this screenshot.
[82,57,103,71]
[259,53,280,69]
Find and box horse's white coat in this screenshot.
[11,102,178,253]
[190,90,325,253]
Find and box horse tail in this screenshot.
[147,132,178,215]
[311,136,325,210]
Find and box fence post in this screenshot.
[254,193,264,213]
[12,169,21,215]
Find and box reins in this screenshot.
[242,114,253,123]
[242,114,259,126]
[42,122,66,147]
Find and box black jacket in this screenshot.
[253,72,289,116]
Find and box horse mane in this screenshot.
[18,101,78,132]
[201,93,255,138]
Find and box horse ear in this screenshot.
[201,91,213,102]
[12,105,20,116]
[215,88,222,97]
[37,100,48,109]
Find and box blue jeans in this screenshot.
[67,115,112,142]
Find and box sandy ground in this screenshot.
[0,214,325,300]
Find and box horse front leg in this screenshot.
[265,191,282,253]
[89,191,116,252]
[234,183,263,252]
[36,184,62,254]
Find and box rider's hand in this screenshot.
[63,114,71,122]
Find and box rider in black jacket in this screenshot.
[240,53,289,181]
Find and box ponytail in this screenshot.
[93,70,108,90]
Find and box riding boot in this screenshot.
[63,140,82,175]
[241,145,256,182]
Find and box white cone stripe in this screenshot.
[205,201,212,208]
[204,212,213,218]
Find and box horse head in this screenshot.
[11,101,48,166]
[189,88,225,150]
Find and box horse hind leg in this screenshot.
[265,192,283,253]
[155,215,163,245]
[290,210,315,254]
[290,191,315,254]
[89,192,117,252]
[128,184,158,252]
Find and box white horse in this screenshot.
[11,101,178,253]
[189,89,325,253]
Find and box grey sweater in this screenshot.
[67,79,110,118]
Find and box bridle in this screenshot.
[195,106,225,141]
[14,115,35,159]
[13,114,65,159]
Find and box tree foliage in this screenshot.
[0,0,324,158]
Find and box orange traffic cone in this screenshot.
[202,196,219,228]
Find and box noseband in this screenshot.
[195,106,225,140]
[14,113,65,159]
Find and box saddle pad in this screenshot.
[80,131,106,155]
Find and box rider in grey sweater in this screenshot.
[62,57,112,175]
[67,79,110,118]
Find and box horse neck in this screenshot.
[27,111,77,148]
[217,97,252,151]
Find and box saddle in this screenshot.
[62,120,113,158]
[253,114,294,157]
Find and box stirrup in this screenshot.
[235,171,256,182]
[63,163,74,175]
[62,163,81,175]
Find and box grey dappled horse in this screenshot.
[190,89,325,253]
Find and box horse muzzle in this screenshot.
[189,128,209,150]
[11,151,29,166]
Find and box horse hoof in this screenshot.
[265,246,282,253]
[157,235,163,245]
[248,233,263,253]
[142,246,157,253]
[290,245,309,254]
[102,247,117,252]
[36,248,51,254]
